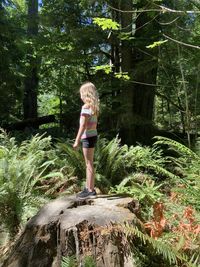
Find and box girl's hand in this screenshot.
[73,140,79,150]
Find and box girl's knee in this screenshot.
[86,162,93,168]
[86,160,94,170]
[86,158,93,164]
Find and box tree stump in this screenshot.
[2,195,139,267]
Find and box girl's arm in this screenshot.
[73,115,88,149]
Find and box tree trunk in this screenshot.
[118,0,136,144]
[2,196,139,267]
[23,0,38,121]
[113,1,159,145]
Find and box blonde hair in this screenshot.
[80,82,99,115]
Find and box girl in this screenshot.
[73,82,99,199]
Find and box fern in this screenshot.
[56,142,85,179]
[111,174,163,205]
[124,224,199,267]
[61,255,96,267]
[0,130,62,239]
[61,256,77,267]
[94,137,128,184]
[189,253,200,267]
[153,136,199,161]
[154,135,200,211]
[144,163,178,180]
[95,136,177,186]
[95,173,112,193]
[83,256,97,267]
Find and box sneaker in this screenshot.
[76,187,88,198]
[77,189,97,200]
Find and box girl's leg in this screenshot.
[82,147,95,192]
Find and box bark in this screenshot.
[2,195,139,267]
[110,0,121,74]
[119,0,135,144]
[23,0,38,121]
[112,1,159,145]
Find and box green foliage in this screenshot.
[0,130,61,239]
[61,255,96,267]
[0,1,24,124]
[118,32,135,41]
[93,18,120,30]
[93,65,112,74]
[56,141,85,179]
[83,256,96,267]
[0,132,199,267]
[38,93,60,116]
[111,175,163,205]
[154,0,200,134]
[61,256,77,267]
[125,224,198,267]
[154,136,200,210]
[124,144,178,180]
[154,136,200,161]
[93,65,130,81]
[95,136,177,190]
[95,136,128,185]
[114,72,130,80]
[1,0,200,145]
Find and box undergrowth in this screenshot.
[0,132,199,266]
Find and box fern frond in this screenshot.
[95,136,128,183]
[61,255,77,267]
[189,253,200,267]
[118,174,138,188]
[154,136,199,161]
[124,224,197,267]
[83,256,97,267]
[56,142,85,179]
[144,163,179,180]
[0,132,63,239]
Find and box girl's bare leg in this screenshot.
[82,147,95,192]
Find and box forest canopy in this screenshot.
[0,0,200,144]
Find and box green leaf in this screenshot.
[93,18,120,30]
[114,72,130,80]
[93,65,112,74]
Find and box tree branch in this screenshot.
[155,91,185,112]
[155,17,180,26]
[163,34,200,50]
[108,4,200,14]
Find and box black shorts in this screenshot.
[81,136,97,148]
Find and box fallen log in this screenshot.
[2,195,139,267]
[4,115,56,131]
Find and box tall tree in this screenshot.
[23,0,38,120]
[109,0,160,144]
[0,0,23,125]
